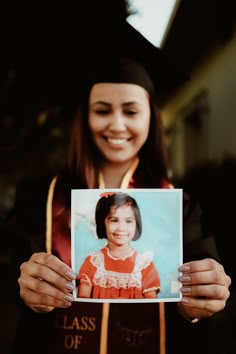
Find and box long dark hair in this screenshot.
[67,87,168,188]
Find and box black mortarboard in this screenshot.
[83,20,189,106]
[87,56,156,95]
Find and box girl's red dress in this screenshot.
[78,246,161,299]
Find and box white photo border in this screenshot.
[71,188,183,303]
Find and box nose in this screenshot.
[108,113,126,131]
[116,220,126,230]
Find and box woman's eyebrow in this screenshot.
[90,101,111,107]
[123,101,139,106]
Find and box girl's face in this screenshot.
[88,83,151,166]
[105,204,136,247]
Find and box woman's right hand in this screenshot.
[18,252,76,313]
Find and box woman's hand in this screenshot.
[178,258,231,321]
[18,252,76,313]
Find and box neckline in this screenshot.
[98,157,139,189]
[105,246,135,261]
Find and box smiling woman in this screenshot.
[10,14,231,354]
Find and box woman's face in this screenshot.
[88,83,151,166]
[105,204,136,247]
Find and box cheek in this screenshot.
[88,115,103,133]
[134,116,150,138]
[127,223,136,234]
[105,222,113,234]
[132,225,137,234]
[88,117,96,134]
[143,114,151,131]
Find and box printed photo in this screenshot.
[71,188,183,303]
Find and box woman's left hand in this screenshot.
[177,258,231,321]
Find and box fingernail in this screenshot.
[65,282,75,291]
[66,271,76,280]
[64,294,74,302]
[181,287,191,293]
[179,265,190,272]
[179,275,191,282]
[181,297,190,304]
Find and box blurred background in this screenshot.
[0,0,236,352]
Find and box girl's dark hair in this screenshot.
[67,88,168,188]
[95,192,142,241]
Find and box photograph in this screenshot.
[71,188,183,303]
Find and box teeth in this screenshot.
[107,138,127,145]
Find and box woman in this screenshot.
[14,54,231,354]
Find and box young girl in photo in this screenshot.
[77,192,161,299]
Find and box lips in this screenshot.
[114,234,128,238]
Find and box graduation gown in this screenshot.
[9,172,224,354]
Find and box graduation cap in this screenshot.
[81,20,189,106]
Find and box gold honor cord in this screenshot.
[46,176,58,255]
[159,302,166,354]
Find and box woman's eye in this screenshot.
[125,110,137,116]
[96,109,109,115]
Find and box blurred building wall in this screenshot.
[162,31,236,178]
